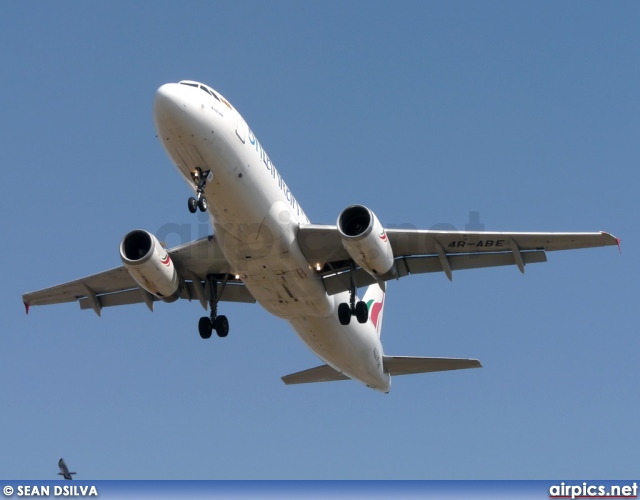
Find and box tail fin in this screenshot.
[362,283,386,336]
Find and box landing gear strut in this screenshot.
[188,167,211,214]
[338,262,368,326]
[198,274,230,339]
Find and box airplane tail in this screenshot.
[282,357,482,385]
[282,284,484,387]
[362,283,386,337]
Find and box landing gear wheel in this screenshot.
[355,300,368,324]
[214,315,229,337]
[197,275,231,340]
[188,197,198,214]
[338,303,351,326]
[198,196,208,212]
[198,317,212,339]
[189,167,211,215]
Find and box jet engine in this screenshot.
[337,205,395,279]
[119,229,181,302]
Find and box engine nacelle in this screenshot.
[119,230,181,302]
[337,205,396,279]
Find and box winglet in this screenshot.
[601,231,621,254]
[24,301,30,315]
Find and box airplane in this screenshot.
[58,458,75,480]
[22,80,619,393]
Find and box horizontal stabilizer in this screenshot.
[383,356,482,375]
[282,356,481,385]
[281,364,349,385]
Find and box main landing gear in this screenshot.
[338,262,368,326]
[198,274,230,339]
[188,167,210,213]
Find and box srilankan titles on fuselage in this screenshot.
[167,80,309,225]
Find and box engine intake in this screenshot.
[337,205,395,279]
[120,230,181,302]
[339,205,373,238]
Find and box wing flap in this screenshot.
[79,288,145,310]
[323,250,547,295]
[383,356,482,376]
[281,364,350,385]
[78,282,256,310]
[400,249,547,274]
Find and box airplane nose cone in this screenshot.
[154,83,184,119]
[154,83,193,138]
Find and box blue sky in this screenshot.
[1,1,637,479]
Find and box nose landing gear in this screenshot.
[198,274,230,339]
[188,167,211,214]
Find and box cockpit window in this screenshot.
[179,81,222,103]
[200,84,221,102]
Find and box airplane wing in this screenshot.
[23,236,255,315]
[297,225,619,295]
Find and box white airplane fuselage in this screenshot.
[154,82,390,392]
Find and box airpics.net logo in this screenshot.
[549,482,638,499]
[153,210,488,269]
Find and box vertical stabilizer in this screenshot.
[362,284,386,337]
